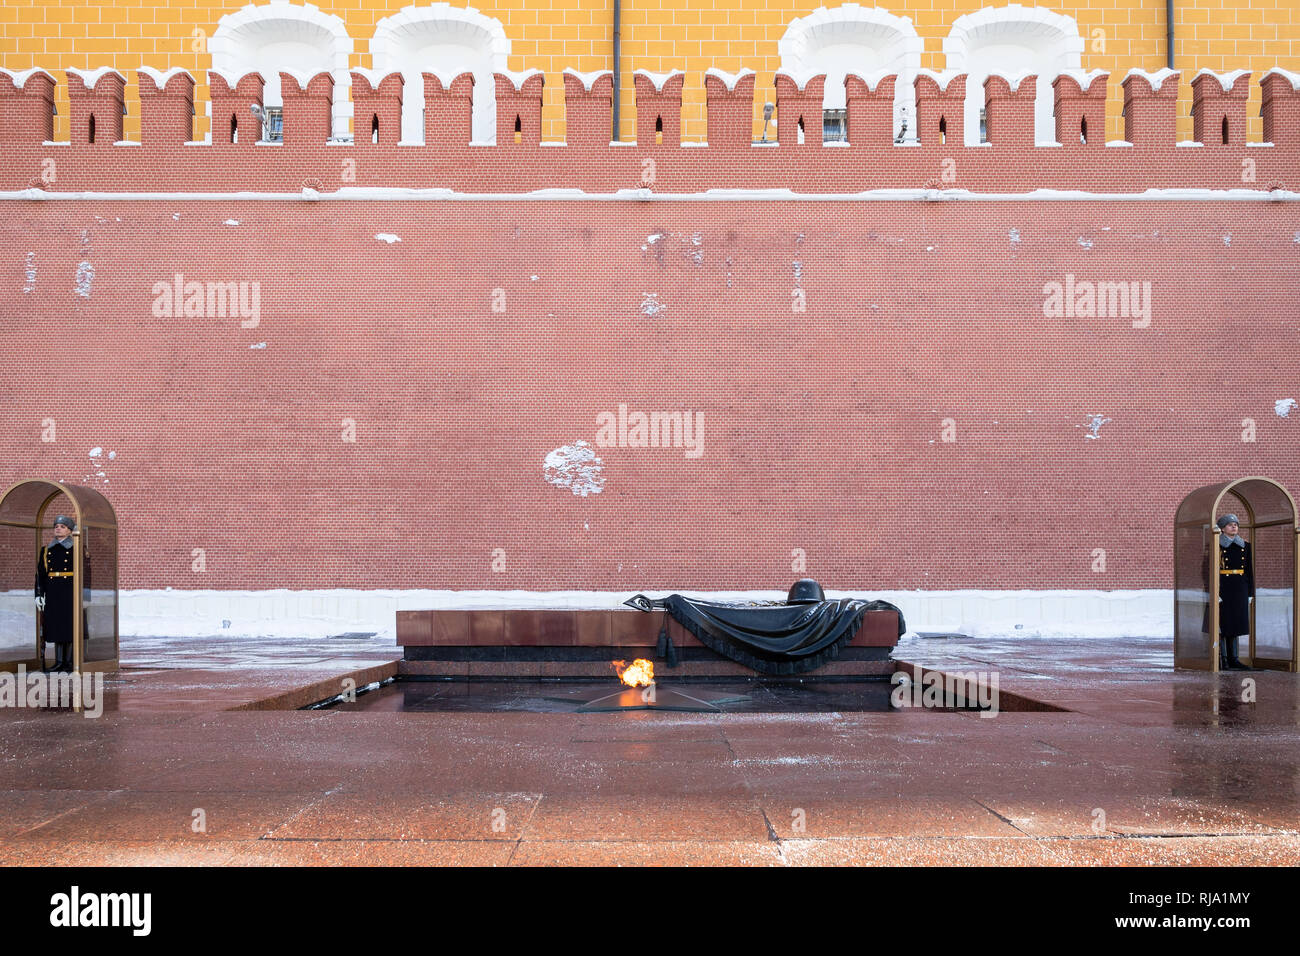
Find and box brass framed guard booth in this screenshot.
[0,480,119,674]
[1175,476,1298,673]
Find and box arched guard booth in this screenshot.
[1175,476,1298,673]
[0,480,119,673]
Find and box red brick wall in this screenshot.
[2,199,1297,592]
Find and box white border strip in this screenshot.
[4,186,1299,203]
[103,587,1176,640]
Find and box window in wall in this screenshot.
[822,108,847,142]
[779,6,923,144]
[371,6,512,144]
[943,6,1084,145]
[209,3,353,141]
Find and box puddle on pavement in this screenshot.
[312,677,916,714]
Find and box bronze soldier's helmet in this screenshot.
[787,578,825,604]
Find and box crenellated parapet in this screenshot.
[280,71,334,145]
[138,67,195,145]
[562,69,613,147]
[983,73,1036,147]
[633,70,684,147]
[66,68,126,145]
[209,71,265,147]
[844,72,895,146]
[1053,70,1108,148]
[424,71,474,147]
[1191,70,1252,146]
[2,64,1299,195]
[1261,69,1300,147]
[0,69,57,145]
[1122,69,1179,146]
[774,71,827,148]
[495,69,543,146]
[351,69,403,146]
[703,68,755,148]
[914,70,965,146]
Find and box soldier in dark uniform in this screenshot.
[35,515,87,674]
[1215,514,1253,670]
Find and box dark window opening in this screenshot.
[822,108,847,143]
[88,113,96,144]
[979,107,987,143]
[1221,116,1229,145]
[1080,116,1088,144]
[230,114,238,143]
[371,113,379,144]
[514,114,521,144]
[655,114,663,145]
[939,115,947,145]
[263,106,283,142]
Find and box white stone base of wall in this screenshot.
[60,588,1185,641]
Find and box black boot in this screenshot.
[57,644,72,673]
[1227,635,1247,670]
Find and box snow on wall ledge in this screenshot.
[1,65,1298,194]
[109,589,1176,641]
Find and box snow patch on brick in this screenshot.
[498,69,543,91]
[1123,67,1178,92]
[1193,68,1250,93]
[22,252,35,293]
[775,69,824,92]
[138,66,193,88]
[1083,414,1111,439]
[986,69,1035,92]
[374,233,401,243]
[0,68,55,89]
[562,68,611,92]
[1275,398,1297,418]
[640,292,666,316]
[66,67,126,88]
[1262,67,1300,91]
[224,218,241,226]
[633,69,684,92]
[915,69,963,92]
[543,440,606,497]
[704,68,755,92]
[74,261,94,298]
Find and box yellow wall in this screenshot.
[1,1,1295,143]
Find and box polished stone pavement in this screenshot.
[1,632,1297,866]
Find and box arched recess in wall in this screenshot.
[371,3,511,144]
[209,1,354,140]
[778,4,923,143]
[943,4,1083,145]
